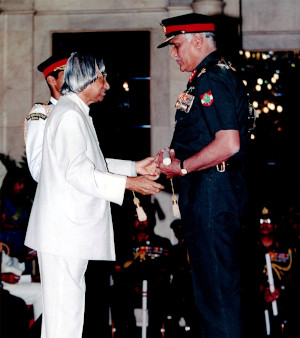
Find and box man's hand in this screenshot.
[135,156,160,179]
[1,272,20,284]
[264,287,280,303]
[126,176,164,195]
[26,248,37,260]
[154,148,182,178]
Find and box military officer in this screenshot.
[155,13,249,338]
[24,55,69,182]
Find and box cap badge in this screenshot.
[54,65,66,72]
[162,24,167,35]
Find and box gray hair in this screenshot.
[184,32,216,48]
[61,52,105,94]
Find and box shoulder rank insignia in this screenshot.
[26,113,48,121]
[217,59,236,71]
[197,68,206,77]
[200,90,214,107]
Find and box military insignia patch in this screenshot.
[200,90,213,106]
[26,113,47,121]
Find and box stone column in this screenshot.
[192,0,225,15]
[0,11,34,161]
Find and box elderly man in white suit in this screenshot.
[25,52,164,338]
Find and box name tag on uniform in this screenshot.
[175,86,195,113]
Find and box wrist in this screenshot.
[132,161,138,176]
[125,176,132,190]
[180,159,188,175]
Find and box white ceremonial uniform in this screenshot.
[25,97,58,182]
[25,93,135,338]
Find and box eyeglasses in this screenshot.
[100,71,107,81]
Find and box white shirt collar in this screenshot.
[49,96,58,105]
[67,93,90,116]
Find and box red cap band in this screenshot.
[166,23,215,35]
[43,58,69,78]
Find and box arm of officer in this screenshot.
[156,129,240,177]
[183,129,240,172]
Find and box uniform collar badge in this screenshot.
[189,70,197,83]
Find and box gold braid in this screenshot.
[263,248,293,281]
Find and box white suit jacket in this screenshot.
[25,93,135,260]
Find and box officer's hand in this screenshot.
[154,148,182,178]
[135,156,161,179]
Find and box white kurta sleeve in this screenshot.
[106,158,136,177]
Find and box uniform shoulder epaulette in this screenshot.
[33,101,50,106]
[25,112,48,121]
[196,59,236,79]
[216,58,236,71]
[26,101,52,121]
[24,102,51,143]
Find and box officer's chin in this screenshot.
[179,64,188,73]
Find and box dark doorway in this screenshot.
[52,31,151,161]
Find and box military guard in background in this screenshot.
[112,210,172,338]
[24,55,68,182]
[242,207,300,338]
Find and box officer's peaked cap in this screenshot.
[37,54,69,79]
[157,13,215,49]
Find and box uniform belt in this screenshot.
[196,159,244,174]
[220,158,244,171]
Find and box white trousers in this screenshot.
[38,252,88,338]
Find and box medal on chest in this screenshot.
[175,86,195,113]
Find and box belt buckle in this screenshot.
[216,161,226,172]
